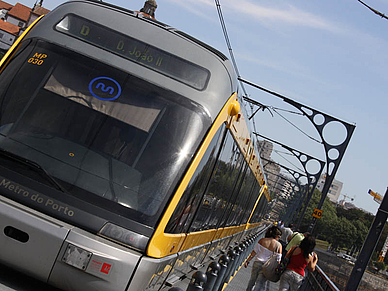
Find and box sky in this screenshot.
[9,0,388,214]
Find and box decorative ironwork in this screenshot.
[255,134,325,228]
[261,157,308,223]
[239,77,356,232]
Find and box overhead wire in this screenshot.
[239,77,328,144]
[214,0,247,96]
[213,0,323,172]
[358,0,388,20]
[271,107,322,144]
[214,0,261,144]
[273,149,305,173]
[270,106,303,115]
[261,157,305,178]
[273,150,294,156]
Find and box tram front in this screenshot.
[0,1,235,290]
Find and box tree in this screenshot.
[350,220,369,256]
[337,206,374,228]
[293,188,383,259]
[296,188,337,237]
[326,217,357,251]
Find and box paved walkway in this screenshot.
[224,263,280,291]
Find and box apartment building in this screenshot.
[0,0,50,52]
[316,173,343,202]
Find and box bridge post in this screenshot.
[186,271,207,291]
[217,249,236,291]
[345,187,388,291]
[203,261,221,291]
[212,254,229,291]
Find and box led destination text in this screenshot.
[55,14,209,90]
[78,22,164,68]
[0,178,74,217]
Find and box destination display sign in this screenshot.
[55,14,210,90]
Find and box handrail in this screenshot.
[299,265,340,291]
[315,265,340,291]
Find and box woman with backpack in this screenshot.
[244,226,282,291]
[278,234,318,291]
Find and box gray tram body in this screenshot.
[0,1,270,291]
[0,1,257,291]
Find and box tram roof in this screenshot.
[85,0,229,61]
[27,0,238,121]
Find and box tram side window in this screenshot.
[229,168,256,226]
[189,130,245,232]
[249,190,267,223]
[240,180,260,224]
[225,163,248,227]
[216,141,245,228]
[165,125,225,234]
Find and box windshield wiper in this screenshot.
[0,148,65,192]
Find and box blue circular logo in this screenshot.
[89,77,122,101]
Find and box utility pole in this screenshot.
[345,187,388,291]
[368,189,386,263]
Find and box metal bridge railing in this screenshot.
[299,265,340,291]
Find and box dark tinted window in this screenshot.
[190,130,245,232]
[0,40,211,227]
[227,165,256,226]
[240,180,260,224]
[165,125,225,234]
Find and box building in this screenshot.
[276,174,294,199]
[316,173,343,202]
[27,1,50,27]
[264,162,281,194]
[0,0,50,52]
[258,140,273,160]
[7,2,31,29]
[0,1,13,19]
[0,19,18,50]
[257,140,282,193]
[281,176,294,198]
[338,200,357,210]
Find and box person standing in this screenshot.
[244,226,282,291]
[280,224,294,256]
[285,231,308,252]
[278,234,318,291]
[280,224,293,245]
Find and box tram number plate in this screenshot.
[312,208,323,219]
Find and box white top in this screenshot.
[281,227,293,242]
[253,242,282,263]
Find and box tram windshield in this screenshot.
[0,40,211,227]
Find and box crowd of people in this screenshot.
[244,221,318,291]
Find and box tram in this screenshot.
[0,1,271,290]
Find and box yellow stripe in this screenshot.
[0,15,44,72]
[246,184,266,224]
[180,229,217,250]
[263,184,271,201]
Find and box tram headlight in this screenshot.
[99,223,149,252]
